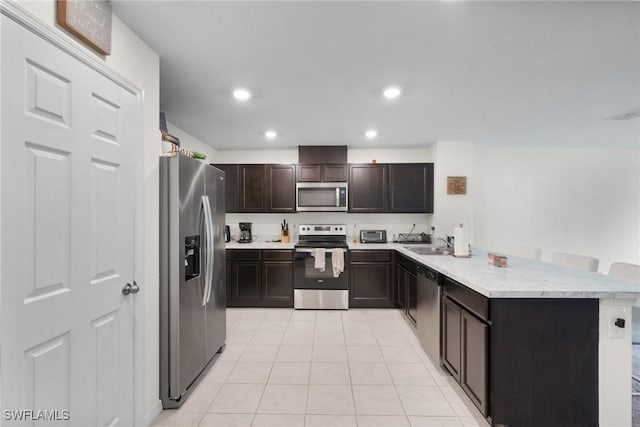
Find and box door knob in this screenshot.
[122,282,140,296]
[130,281,140,294]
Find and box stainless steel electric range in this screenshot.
[294,224,349,309]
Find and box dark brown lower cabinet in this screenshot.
[229,260,261,305]
[262,251,293,307]
[490,299,598,427]
[440,278,599,427]
[460,310,488,416]
[395,256,417,326]
[349,250,394,308]
[442,296,462,381]
[396,263,406,310]
[406,270,417,325]
[227,250,293,307]
[442,295,488,417]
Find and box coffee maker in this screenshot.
[238,222,253,243]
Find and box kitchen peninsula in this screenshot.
[227,240,639,427]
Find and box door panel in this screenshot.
[178,156,207,393]
[442,297,462,381]
[262,262,294,307]
[1,17,137,426]
[266,164,296,212]
[461,311,489,416]
[206,166,227,360]
[238,164,266,212]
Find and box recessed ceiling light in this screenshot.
[365,129,378,139]
[383,86,401,99]
[233,88,251,101]
[265,130,277,139]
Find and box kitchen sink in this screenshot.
[405,246,451,256]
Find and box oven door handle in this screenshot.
[296,248,343,253]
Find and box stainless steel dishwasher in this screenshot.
[416,264,441,365]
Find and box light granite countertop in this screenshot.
[225,239,296,250]
[226,240,640,299]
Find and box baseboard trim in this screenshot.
[143,400,163,427]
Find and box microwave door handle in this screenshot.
[336,188,340,207]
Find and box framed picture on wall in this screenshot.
[447,176,467,194]
[57,0,112,55]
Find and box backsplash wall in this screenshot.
[226,213,432,242]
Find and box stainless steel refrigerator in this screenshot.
[159,154,226,408]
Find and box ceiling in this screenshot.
[112,1,640,150]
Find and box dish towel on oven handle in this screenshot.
[332,248,345,278]
[314,248,326,271]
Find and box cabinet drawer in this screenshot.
[227,250,261,261]
[443,278,489,322]
[350,250,391,262]
[263,250,293,261]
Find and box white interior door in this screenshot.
[1,15,138,426]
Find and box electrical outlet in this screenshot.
[608,307,629,339]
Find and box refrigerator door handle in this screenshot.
[201,195,212,306]
[204,196,215,304]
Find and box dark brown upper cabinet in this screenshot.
[389,163,434,213]
[298,145,347,164]
[211,164,238,213]
[237,164,296,213]
[266,164,296,213]
[348,164,388,212]
[238,164,267,212]
[297,164,347,182]
[298,146,348,183]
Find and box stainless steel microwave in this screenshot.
[296,182,348,212]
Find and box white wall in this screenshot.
[167,121,217,160]
[431,141,475,241]
[213,149,298,164]
[473,146,640,272]
[15,1,163,423]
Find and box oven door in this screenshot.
[294,248,349,290]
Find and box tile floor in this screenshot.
[152,308,490,427]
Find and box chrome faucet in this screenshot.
[437,237,454,250]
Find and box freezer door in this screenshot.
[205,165,227,361]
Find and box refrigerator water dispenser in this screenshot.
[184,235,200,281]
